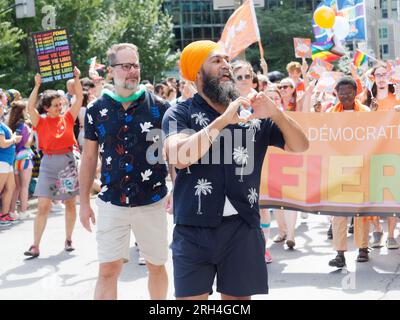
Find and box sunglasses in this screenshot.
[236,74,251,81]
[277,85,293,90]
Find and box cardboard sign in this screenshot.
[316,71,343,93]
[386,59,400,84]
[32,28,74,83]
[293,38,312,59]
[308,58,333,80]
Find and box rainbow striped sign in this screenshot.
[31,28,74,83]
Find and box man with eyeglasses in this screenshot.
[360,65,400,250]
[79,43,171,300]
[326,76,371,268]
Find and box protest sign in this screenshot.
[308,58,333,79]
[32,28,74,83]
[316,71,343,93]
[294,38,312,59]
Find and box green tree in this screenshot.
[0,0,176,94]
[0,0,25,86]
[87,0,178,82]
[246,0,314,74]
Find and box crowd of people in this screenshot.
[0,39,399,300]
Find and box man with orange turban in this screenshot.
[162,40,309,300]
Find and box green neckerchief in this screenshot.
[102,84,146,103]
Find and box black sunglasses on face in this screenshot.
[277,85,292,90]
[236,74,251,81]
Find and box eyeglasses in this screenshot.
[277,85,293,90]
[112,63,141,71]
[374,73,387,79]
[236,74,251,81]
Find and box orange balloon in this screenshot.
[314,6,336,29]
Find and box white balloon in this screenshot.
[333,16,350,40]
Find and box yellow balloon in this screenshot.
[314,6,336,29]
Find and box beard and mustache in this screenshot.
[201,69,239,107]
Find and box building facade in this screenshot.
[364,0,400,60]
[164,0,321,50]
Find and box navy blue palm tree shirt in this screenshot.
[162,93,286,228]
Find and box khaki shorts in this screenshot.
[95,198,168,265]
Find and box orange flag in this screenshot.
[218,0,261,59]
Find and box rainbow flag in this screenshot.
[353,50,368,67]
[312,51,341,62]
[311,40,342,62]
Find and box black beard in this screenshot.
[202,71,239,107]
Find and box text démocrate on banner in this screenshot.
[260,111,400,217]
[31,28,74,83]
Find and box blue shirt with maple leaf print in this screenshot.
[85,90,169,207]
[162,93,286,228]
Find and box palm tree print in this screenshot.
[233,146,249,182]
[194,179,213,215]
[191,112,210,127]
[248,119,261,142]
[247,188,258,208]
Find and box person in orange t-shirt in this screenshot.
[359,65,400,249]
[361,65,400,111]
[326,77,371,268]
[24,67,83,258]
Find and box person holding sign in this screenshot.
[24,66,83,258]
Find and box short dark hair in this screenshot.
[39,90,61,112]
[335,76,357,92]
[81,77,95,89]
[154,84,165,95]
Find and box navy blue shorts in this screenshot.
[172,215,268,298]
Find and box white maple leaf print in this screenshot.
[236,20,247,32]
[106,156,112,165]
[141,169,153,181]
[86,101,95,110]
[153,182,162,189]
[140,122,153,133]
[99,108,109,117]
[87,114,93,125]
[99,185,108,196]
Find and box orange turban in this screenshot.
[180,40,221,82]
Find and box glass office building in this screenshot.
[164,0,321,50]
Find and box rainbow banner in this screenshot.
[31,28,74,83]
[353,50,368,67]
[260,111,400,217]
[311,40,343,62]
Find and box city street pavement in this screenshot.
[0,195,400,300]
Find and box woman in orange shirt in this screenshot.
[24,67,83,258]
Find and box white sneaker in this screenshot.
[50,202,65,213]
[138,256,146,265]
[9,212,20,220]
[19,212,31,220]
